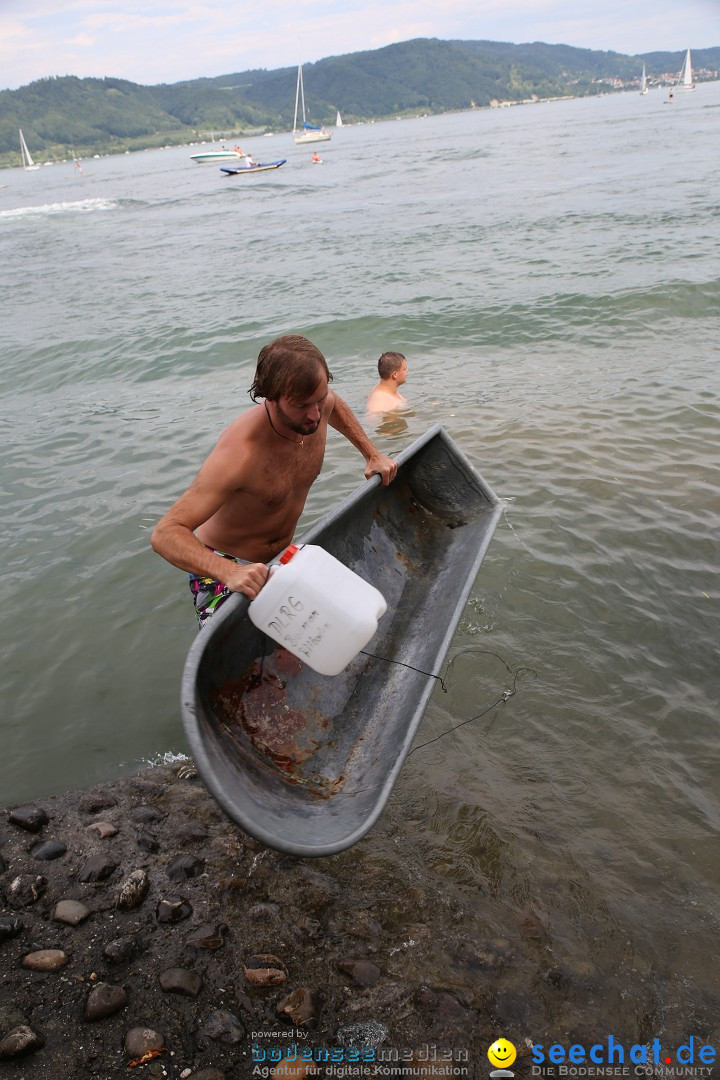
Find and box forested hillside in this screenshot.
[2,38,718,166]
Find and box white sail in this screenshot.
[19,129,40,171]
[336,110,343,127]
[293,65,332,144]
[677,48,695,91]
[640,64,648,94]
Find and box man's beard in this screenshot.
[274,402,320,436]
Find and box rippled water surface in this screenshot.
[2,85,719,1038]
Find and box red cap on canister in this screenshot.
[279,544,299,564]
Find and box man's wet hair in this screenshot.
[250,335,333,402]
[377,351,406,380]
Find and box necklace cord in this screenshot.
[264,401,303,445]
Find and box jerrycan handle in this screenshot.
[267,543,301,579]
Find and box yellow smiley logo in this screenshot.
[488,1039,517,1069]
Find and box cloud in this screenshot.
[1,0,717,90]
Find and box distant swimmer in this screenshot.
[366,352,408,414]
[312,151,322,163]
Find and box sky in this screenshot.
[1,0,718,92]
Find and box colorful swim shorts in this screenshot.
[189,547,251,629]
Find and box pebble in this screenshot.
[78,792,117,813]
[86,821,118,838]
[7,874,47,908]
[52,899,91,926]
[338,959,381,986]
[8,806,49,833]
[158,966,203,997]
[129,804,164,824]
[84,981,128,1021]
[0,917,24,943]
[117,868,149,910]
[135,829,160,852]
[0,1024,45,1059]
[124,1026,165,1057]
[243,953,288,986]
[31,839,67,861]
[173,822,208,842]
[186,1070,226,1080]
[199,1008,245,1045]
[270,1061,318,1079]
[78,855,118,882]
[167,854,205,881]
[21,949,68,972]
[336,1020,389,1049]
[156,896,193,924]
[103,934,144,964]
[186,923,227,950]
[276,987,322,1026]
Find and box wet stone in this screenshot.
[187,1070,226,1080]
[0,1024,45,1059]
[156,897,193,924]
[22,948,69,972]
[167,854,205,881]
[243,953,287,986]
[117,869,149,910]
[52,899,90,926]
[135,830,159,852]
[199,1008,245,1045]
[0,917,24,944]
[159,966,203,997]
[186,923,227,950]
[173,822,209,843]
[0,853,6,874]
[124,1026,165,1057]
[78,855,118,882]
[31,839,67,861]
[78,792,117,813]
[8,806,49,833]
[336,1020,389,1049]
[415,987,468,1019]
[129,804,164,824]
[338,959,382,987]
[84,981,128,1021]
[86,821,118,838]
[7,874,47,908]
[103,934,144,965]
[276,987,322,1027]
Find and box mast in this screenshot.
[293,66,301,136]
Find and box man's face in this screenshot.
[275,378,329,436]
[396,359,408,386]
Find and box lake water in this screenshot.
[2,84,719,1044]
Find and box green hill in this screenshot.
[2,38,718,166]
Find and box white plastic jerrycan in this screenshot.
[248,543,387,676]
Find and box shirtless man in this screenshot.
[151,335,397,626]
[366,352,408,414]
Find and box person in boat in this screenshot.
[233,145,243,155]
[245,153,256,167]
[366,352,408,414]
[151,335,397,627]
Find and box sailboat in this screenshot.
[19,129,40,171]
[640,64,648,94]
[293,65,331,144]
[336,110,343,127]
[676,48,695,91]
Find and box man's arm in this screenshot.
[150,445,268,599]
[328,393,398,485]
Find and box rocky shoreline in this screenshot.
[1,762,517,1079]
